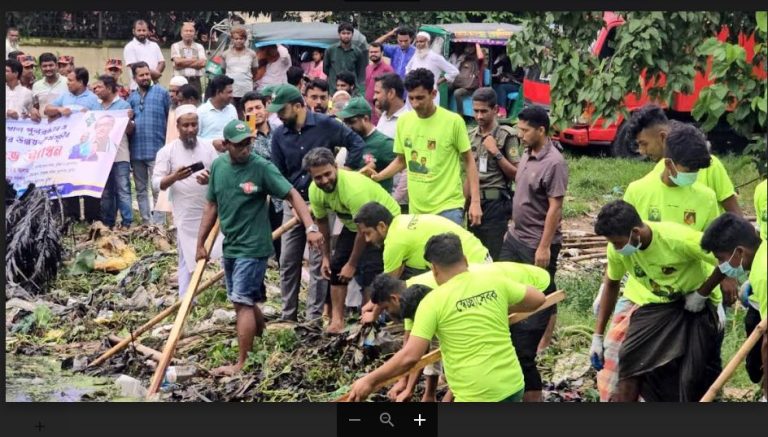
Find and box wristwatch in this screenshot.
[494,151,504,161]
[305,224,320,234]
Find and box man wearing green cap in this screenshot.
[269,84,366,322]
[339,97,396,194]
[196,119,323,376]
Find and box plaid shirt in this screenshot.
[252,127,283,212]
[127,84,170,161]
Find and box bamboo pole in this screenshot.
[700,318,767,402]
[88,217,299,368]
[107,334,170,363]
[147,220,220,397]
[335,290,566,402]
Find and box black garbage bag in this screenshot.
[618,299,721,402]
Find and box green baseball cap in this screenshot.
[261,84,277,96]
[266,84,303,113]
[223,119,252,143]
[337,97,372,120]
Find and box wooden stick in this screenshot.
[335,290,566,402]
[107,334,177,364]
[700,318,767,402]
[88,217,299,369]
[568,253,607,262]
[148,220,220,397]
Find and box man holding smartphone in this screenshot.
[152,104,222,298]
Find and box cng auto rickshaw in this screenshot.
[419,23,524,119]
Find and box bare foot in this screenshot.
[211,363,244,377]
[326,322,345,334]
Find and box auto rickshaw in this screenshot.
[419,23,524,119]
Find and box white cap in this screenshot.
[175,104,198,121]
[416,31,431,42]
[170,76,189,87]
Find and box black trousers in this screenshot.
[499,234,561,392]
[469,197,512,261]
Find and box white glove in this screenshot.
[592,283,604,316]
[684,291,708,313]
[589,333,605,370]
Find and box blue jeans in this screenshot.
[438,208,464,226]
[493,83,520,109]
[223,257,269,307]
[101,161,133,227]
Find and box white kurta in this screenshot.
[405,51,460,105]
[152,138,223,274]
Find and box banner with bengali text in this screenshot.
[5,110,130,198]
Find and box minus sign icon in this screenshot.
[348,419,362,422]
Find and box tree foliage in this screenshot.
[506,11,766,174]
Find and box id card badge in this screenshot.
[479,156,488,173]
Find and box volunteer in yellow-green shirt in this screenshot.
[346,233,546,402]
[352,201,490,279]
[590,200,724,402]
[306,148,401,334]
[368,262,551,402]
[628,104,742,215]
[623,121,739,308]
[700,212,767,401]
[365,67,483,226]
[755,179,767,240]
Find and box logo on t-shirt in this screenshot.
[683,210,696,226]
[404,138,413,149]
[455,290,499,313]
[363,153,376,165]
[427,139,436,150]
[661,266,677,275]
[239,181,259,194]
[633,265,647,278]
[648,206,661,222]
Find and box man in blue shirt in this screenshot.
[269,84,366,323]
[45,67,103,223]
[374,26,416,80]
[197,74,238,142]
[127,61,171,225]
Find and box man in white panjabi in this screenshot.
[152,105,223,297]
[404,31,459,106]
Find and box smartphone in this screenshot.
[245,113,256,132]
[187,161,204,173]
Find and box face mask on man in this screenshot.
[617,230,642,257]
[667,159,698,187]
[718,248,749,282]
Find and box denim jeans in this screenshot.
[131,159,164,224]
[101,161,133,227]
[438,208,464,226]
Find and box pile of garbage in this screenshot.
[5,183,67,293]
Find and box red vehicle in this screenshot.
[523,12,766,156]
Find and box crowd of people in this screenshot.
[5,20,766,403]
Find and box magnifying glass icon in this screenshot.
[379,412,395,427]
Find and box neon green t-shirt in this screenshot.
[754,179,767,240]
[410,270,527,402]
[652,155,736,211]
[383,214,489,273]
[749,240,767,320]
[309,169,401,232]
[402,262,550,330]
[393,106,471,215]
[606,221,721,306]
[624,171,719,232]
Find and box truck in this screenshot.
[523,12,766,156]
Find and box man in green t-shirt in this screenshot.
[363,68,482,226]
[337,97,396,193]
[305,147,401,333]
[590,200,723,402]
[627,104,741,216]
[370,261,550,402]
[196,119,322,377]
[701,213,767,401]
[623,121,739,306]
[353,201,490,279]
[347,233,546,402]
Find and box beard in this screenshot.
[283,116,298,129]
[369,55,381,63]
[181,135,197,149]
[313,104,327,114]
[416,48,430,60]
